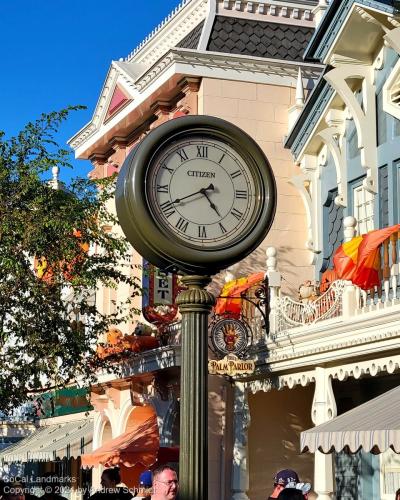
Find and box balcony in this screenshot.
[246,218,400,376]
[268,217,400,341]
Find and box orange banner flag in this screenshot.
[215,272,265,318]
[333,224,400,290]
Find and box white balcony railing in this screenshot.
[273,280,347,332]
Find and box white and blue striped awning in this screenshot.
[0,418,93,462]
[301,385,400,454]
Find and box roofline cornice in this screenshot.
[137,48,323,92]
[304,0,396,62]
[69,48,323,156]
[126,0,208,67]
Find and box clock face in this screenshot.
[116,115,276,275]
[147,136,257,249]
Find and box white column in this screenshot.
[343,216,357,242]
[231,383,250,500]
[342,216,359,317]
[266,247,281,336]
[312,367,337,500]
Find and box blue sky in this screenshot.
[0,0,180,183]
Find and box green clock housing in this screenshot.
[116,115,276,275]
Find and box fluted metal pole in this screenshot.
[176,275,215,500]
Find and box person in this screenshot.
[89,468,132,500]
[395,488,400,500]
[40,473,67,500]
[2,481,27,500]
[277,489,304,500]
[137,472,152,499]
[150,465,178,500]
[267,470,299,499]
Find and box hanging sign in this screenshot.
[209,317,251,358]
[142,260,179,325]
[208,354,255,376]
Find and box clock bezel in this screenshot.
[116,115,276,275]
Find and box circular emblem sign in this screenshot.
[210,317,251,358]
[116,115,276,275]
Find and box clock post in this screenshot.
[116,115,276,500]
[176,275,215,500]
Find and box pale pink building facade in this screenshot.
[69,1,322,498]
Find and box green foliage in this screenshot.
[0,107,141,413]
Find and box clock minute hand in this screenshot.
[200,188,221,217]
[172,183,215,204]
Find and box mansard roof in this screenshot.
[69,0,320,158]
[208,15,314,61]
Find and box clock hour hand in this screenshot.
[200,189,221,217]
[172,183,214,204]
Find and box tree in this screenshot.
[0,107,141,413]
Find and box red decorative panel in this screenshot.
[106,85,130,119]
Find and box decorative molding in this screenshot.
[327,354,400,381]
[198,0,216,50]
[289,80,335,161]
[268,322,400,366]
[136,48,321,93]
[70,48,322,153]
[126,0,208,68]
[307,0,394,63]
[312,366,336,425]
[290,147,329,256]
[382,26,400,122]
[317,109,347,207]
[69,61,140,150]
[246,370,315,394]
[217,0,316,26]
[246,353,400,396]
[324,64,378,194]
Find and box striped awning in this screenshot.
[301,385,400,454]
[0,418,93,462]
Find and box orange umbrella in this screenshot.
[82,406,171,468]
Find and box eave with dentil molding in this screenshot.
[69,48,322,159]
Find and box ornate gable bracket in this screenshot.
[312,367,337,426]
[384,24,400,54]
[318,109,347,207]
[382,24,400,122]
[290,154,322,258]
[324,64,377,194]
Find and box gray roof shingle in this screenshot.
[207,16,314,61]
[176,20,205,49]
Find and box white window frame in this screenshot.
[353,184,374,234]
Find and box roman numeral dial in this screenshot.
[116,115,276,276]
[148,135,259,249]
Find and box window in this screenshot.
[379,165,389,228]
[353,185,374,234]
